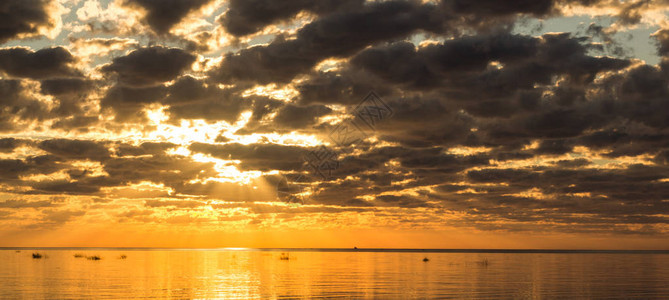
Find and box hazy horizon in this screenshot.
[3,247,669,253]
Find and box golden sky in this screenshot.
[0,0,668,249]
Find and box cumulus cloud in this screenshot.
[101,46,196,87]
[40,78,93,96]
[0,47,81,79]
[211,0,445,84]
[0,79,49,131]
[38,139,111,161]
[124,0,213,34]
[189,142,308,171]
[0,155,63,181]
[162,75,248,123]
[219,0,364,36]
[0,0,59,43]
[0,138,26,153]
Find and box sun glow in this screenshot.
[241,84,299,102]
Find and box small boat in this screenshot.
[87,255,101,260]
[279,253,290,260]
[32,253,43,259]
[423,257,429,262]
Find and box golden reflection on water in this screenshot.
[1,250,668,299]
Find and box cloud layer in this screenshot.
[1,0,668,245]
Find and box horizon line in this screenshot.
[2,247,668,253]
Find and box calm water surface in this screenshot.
[1,249,668,299]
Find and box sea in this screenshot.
[1,248,668,299]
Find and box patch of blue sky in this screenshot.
[514,15,661,65]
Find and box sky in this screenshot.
[0,0,668,249]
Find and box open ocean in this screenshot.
[1,248,668,299]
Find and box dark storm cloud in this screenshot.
[189,142,307,171]
[349,32,629,95]
[233,97,285,134]
[124,0,213,34]
[654,29,669,56]
[613,64,669,129]
[0,47,81,79]
[308,31,636,154]
[535,139,574,155]
[101,84,168,121]
[614,0,651,26]
[29,178,109,194]
[553,158,591,168]
[656,150,669,165]
[396,148,489,171]
[271,144,490,207]
[294,32,632,154]
[0,0,54,43]
[0,144,223,196]
[374,195,430,208]
[574,125,669,158]
[101,75,251,123]
[0,155,62,181]
[466,164,669,202]
[331,145,487,178]
[257,26,666,222]
[220,0,364,36]
[162,75,248,123]
[0,79,48,131]
[9,152,219,196]
[453,164,669,225]
[218,0,616,39]
[50,116,99,132]
[252,25,669,227]
[211,0,446,84]
[102,155,217,187]
[102,46,195,87]
[0,138,26,153]
[349,34,538,89]
[40,78,96,121]
[269,104,332,129]
[0,77,96,131]
[38,139,110,161]
[373,97,477,147]
[443,0,554,16]
[438,0,621,26]
[235,102,332,134]
[39,78,93,96]
[489,106,604,141]
[297,68,394,105]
